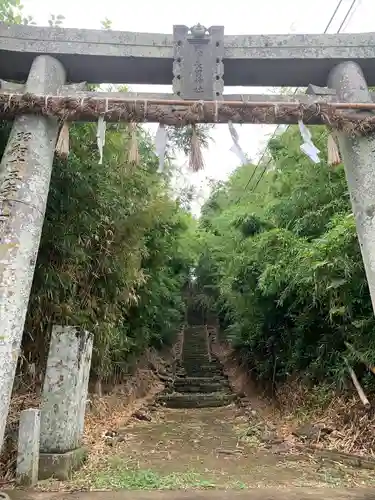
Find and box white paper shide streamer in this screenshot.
[97,115,107,165]
[228,121,248,166]
[298,120,320,164]
[155,124,168,172]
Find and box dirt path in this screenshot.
[41,403,375,491]
[3,402,374,500]
[4,488,375,500]
[100,406,316,487]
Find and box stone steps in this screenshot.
[183,348,207,353]
[158,392,235,409]
[176,375,227,384]
[183,357,210,362]
[184,365,223,375]
[174,380,227,393]
[157,324,232,408]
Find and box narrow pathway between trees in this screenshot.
[5,324,375,499]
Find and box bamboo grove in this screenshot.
[195,125,375,392]
[2,0,375,397]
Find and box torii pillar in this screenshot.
[0,55,66,450]
[328,62,375,313]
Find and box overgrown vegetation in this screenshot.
[85,464,218,490]
[195,125,375,391]
[0,3,202,387]
[18,122,196,385]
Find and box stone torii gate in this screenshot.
[1,22,375,452]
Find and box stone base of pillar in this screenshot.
[38,447,87,481]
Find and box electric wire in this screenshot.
[236,0,358,201]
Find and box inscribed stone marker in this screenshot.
[173,24,224,101]
[40,325,93,454]
[16,409,40,486]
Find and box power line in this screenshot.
[326,0,346,32]
[237,0,356,201]
[249,0,358,195]
[337,0,358,32]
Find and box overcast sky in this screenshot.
[22,0,371,212]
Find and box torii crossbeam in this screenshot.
[1,23,375,87]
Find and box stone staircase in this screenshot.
[158,325,235,408]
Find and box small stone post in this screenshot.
[328,62,375,313]
[16,409,40,486]
[77,339,93,438]
[0,55,66,451]
[39,326,93,480]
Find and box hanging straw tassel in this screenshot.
[55,122,70,159]
[327,132,341,166]
[128,122,140,165]
[188,124,205,172]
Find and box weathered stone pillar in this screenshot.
[16,409,40,486]
[0,56,66,451]
[39,326,93,480]
[328,62,375,312]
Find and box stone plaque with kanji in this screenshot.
[173,24,224,101]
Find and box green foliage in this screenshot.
[100,17,112,30]
[0,4,195,380]
[167,125,214,156]
[196,125,375,389]
[86,463,217,490]
[0,0,34,24]
[48,13,65,27]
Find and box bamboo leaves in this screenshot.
[195,123,374,387]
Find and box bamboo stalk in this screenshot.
[0,92,375,130]
[344,357,371,408]
[206,325,212,362]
